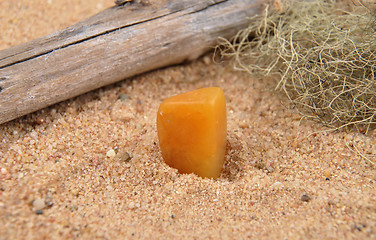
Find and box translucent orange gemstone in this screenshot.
[157,87,227,179]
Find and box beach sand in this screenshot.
[0,0,375,239]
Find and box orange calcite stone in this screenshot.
[157,87,227,179]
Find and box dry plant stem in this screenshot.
[345,140,375,165]
[0,0,263,125]
[219,1,376,132]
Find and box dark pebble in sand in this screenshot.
[35,209,43,215]
[301,194,311,202]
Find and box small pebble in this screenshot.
[266,166,274,173]
[271,181,283,190]
[33,198,45,211]
[117,151,131,162]
[202,55,211,66]
[129,202,135,209]
[119,93,130,102]
[35,209,43,215]
[30,131,38,139]
[239,121,248,129]
[300,194,311,202]
[324,170,331,178]
[45,197,54,208]
[106,149,116,158]
[35,117,46,124]
[0,168,7,175]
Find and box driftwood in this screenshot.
[0,0,263,125]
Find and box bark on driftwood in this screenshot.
[0,0,263,125]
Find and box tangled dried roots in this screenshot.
[219,0,376,133]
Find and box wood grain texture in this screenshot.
[0,0,263,124]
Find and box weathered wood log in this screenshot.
[0,0,263,125]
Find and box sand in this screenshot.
[0,0,375,239]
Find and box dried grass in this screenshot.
[219,0,376,133]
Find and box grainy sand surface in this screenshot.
[0,1,375,239]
